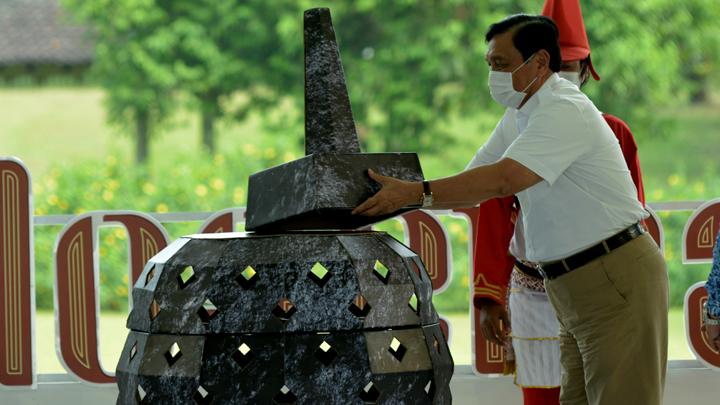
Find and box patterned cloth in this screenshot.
[707,231,720,318]
[508,268,561,388]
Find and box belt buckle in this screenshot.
[536,265,549,280]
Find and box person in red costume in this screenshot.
[469,1,645,404]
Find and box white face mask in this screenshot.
[488,54,538,109]
[558,71,581,88]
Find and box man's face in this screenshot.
[485,31,540,93]
[559,59,590,86]
[559,60,580,72]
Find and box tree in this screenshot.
[62,0,178,164]
[160,0,301,154]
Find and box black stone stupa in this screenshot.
[115,8,453,405]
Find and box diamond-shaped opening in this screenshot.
[129,342,137,361]
[164,342,182,367]
[424,380,435,397]
[314,340,338,365]
[193,384,213,405]
[232,342,255,369]
[273,384,297,404]
[408,293,419,313]
[272,298,296,321]
[348,295,371,318]
[388,337,406,362]
[178,266,196,289]
[145,265,156,286]
[236,265,258,289]
[360,381,380,403]
[308,262,331,287]
[149,299,161,320]
[198,298,219,323]
[136,384,147,403]
[433,336,441,354]
[373,260,390,284]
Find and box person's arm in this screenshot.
[704,232,720,350]
[352,158,542,216]
[603,113,646,205]
[472,197,517,345]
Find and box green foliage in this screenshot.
[32,141,301,311]
[60,0,720,156]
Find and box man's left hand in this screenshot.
[352,169,419,216]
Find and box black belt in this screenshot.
[538,223,645,280]
[514,260,543,279]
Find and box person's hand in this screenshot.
[702,322,720,351]
[352,169,419,216]
[476,298,511,346]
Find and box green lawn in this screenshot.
[34,309,694,374]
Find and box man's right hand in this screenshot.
[475,298,511,346]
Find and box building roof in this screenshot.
[0,0,93,66]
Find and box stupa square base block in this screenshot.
[116,325,451,404]
[246,153,424,231]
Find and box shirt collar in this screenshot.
[514,73,559,133]
[518,72,559,117]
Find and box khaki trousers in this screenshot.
[545,233,668,405]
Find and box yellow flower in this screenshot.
[233,187,244,205]
[47,194,59,206]
[58,200,69,210]
[211,178,225,191]
[99,247,107,258]
[461,274,469,288]
[195,184,208,197]
[156,203,169,213]
[213,154,225,165]
[665,246,674,261]
[74,208,85,215]
[667,174,681,187]
[449,222,462,235]
[122,274,129,284]
[283,152,296,162]
[35,207,46,215]
[45,177,57,190]
[142,182,157,195]
[107,179,120,191]
[243,143,257,156]
[264,147,277,160]
[693,182,706,195]
[651,189,664,200]
[115,286,128,296]
[102,190,114,202]
[114,228,126,240]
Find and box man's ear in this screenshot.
[534,49,551,73]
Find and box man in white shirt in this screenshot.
[353,14,668,405]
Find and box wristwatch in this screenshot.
[420,180,433,208]
[704,302,720,326]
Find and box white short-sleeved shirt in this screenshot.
[466,74,646,262]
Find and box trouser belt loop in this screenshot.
[562,260,570,272]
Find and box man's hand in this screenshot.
[352,169,420,216]
[476,298,511,346]
[702,322,720,351]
